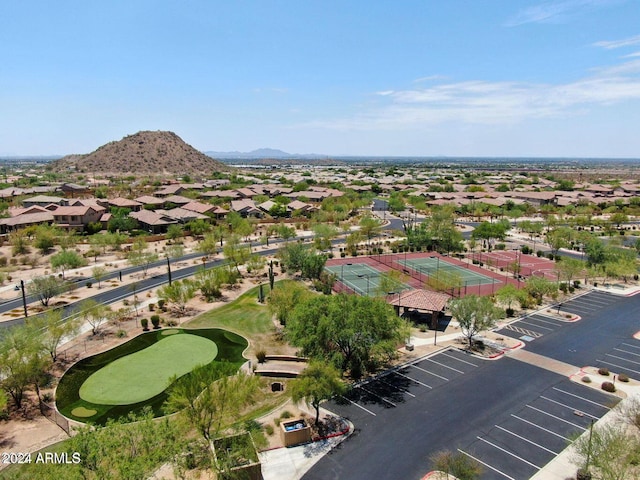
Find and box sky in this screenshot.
[1,0,640,158]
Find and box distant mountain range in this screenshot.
[205,148,328,159]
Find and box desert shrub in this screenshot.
[505,308,515,317]
[148,303,155,311]
[598,367,610,376]
[618,373,629,382]
[581,376,591,383]
[573,280,581,288]
[86,281,92,288]
[166,319,178,327]
[559,283,568,293]
[634,274,639,281]
[601,381,616,393]
[117,329,127,338]
[536,250,543,257]
[280,410,292,419]
[151,315,161,329]
[256,350,267,363]
[141,318,149,331]
[274,418,281,426]
[265,424,274,436]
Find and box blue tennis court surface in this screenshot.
[326,263,410,297]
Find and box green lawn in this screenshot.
[185,283,277,335]
[79,334,218,405]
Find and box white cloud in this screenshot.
[506,0,622,26]
[298,58,640,131]
[593,34,640,49]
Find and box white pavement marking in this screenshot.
[622,342,640,350]
[360,386,396,407]
[477,436,541,469]
[552,387,611,409]
[394,371,432,388]
[606,353,640,366]
[494,425,559,455]
[528,316,562,327]
[526,405,587,430]
[339,395,377,416]
[518,320,553,331]
[615,348,640,358]
[410,363,449,381]
[378,377,416,398]
[512,414,571,441]
[458,449,515,480]
[539,396,598,420]
[441,351,479,367]
[424,357,464,374]
[598,359,640,376]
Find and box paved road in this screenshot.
[305,290,638,480]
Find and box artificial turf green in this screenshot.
[56,328,248,425]
[79,334,218,405]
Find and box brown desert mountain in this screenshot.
[50,131,228,176]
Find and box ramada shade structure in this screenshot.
[386,289,450,329]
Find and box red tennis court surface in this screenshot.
[470,251,558,280]
[326,252,522,298]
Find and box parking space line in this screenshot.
[518,320,553,331]
[494,425,558,455]
[512,414,571,441]
[458,449,515,480]
[527,317,562,327]
[598,359,640,376]
[360,386,397,407]
[424,357,465,374]
[540,396,598,419]
[410,363,449,381]
[552,387,611,409]
[476,436,541,469]
[339,395,377,416]
[614,348,640,358]
[622,342,640,350]
[526,405,586,430]
[570,297,611,306]
[378,377,416,398]
[606,353,640,366]
[440,351,479,367]
[395,371,432,388]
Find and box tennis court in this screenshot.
[326,263,410,297]
[397,257,496,286]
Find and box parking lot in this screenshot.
[311,349,620,480]
[497,291,619,344]
[460,379,618,480]
[596,340,640,380]
[337,348,484,418]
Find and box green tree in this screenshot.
[127,238,159,277]
[546,227,573,256]
[34,225,57,254]
[197,232,220,256]
[554,257,586,287]
[186,218,211,237]
[571,423,640,480]
[312,223,338,251]
[448,295,505,348]
[165,366,261,446]
[0,323,49,410]
[290,362,345,425]
[358,215,383,251]
[288,294,403,377]
[268,281,311,326]
[157,280,197,316]
[431,450,483,480]
[27,275,68,307]
[76,298,111,336]
[32,308,80,362]
[50,250,86,279]
[9,229,29,255]
[495,283,524,314]
[166,224,184,243]
[223,234,252,274]
[524,276,558,305]
[91,265,107,289]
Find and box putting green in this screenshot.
[79,334,218,405]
